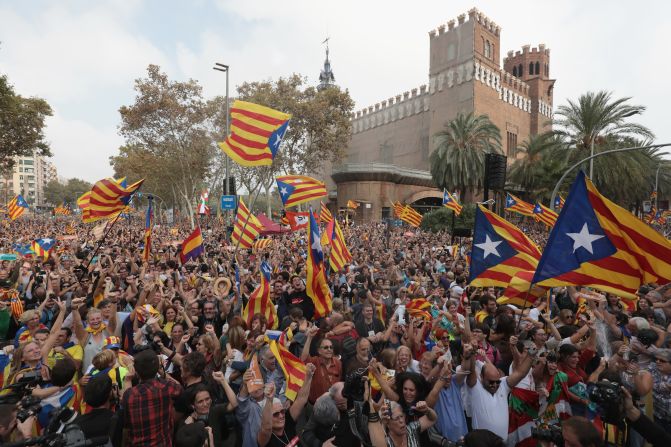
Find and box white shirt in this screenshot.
[469,375,511,440]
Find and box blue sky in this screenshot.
[1,0,669,181]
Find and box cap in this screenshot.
[655,349,671,363]
[104,336,121,350]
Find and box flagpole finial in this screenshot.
[477,199,496,205]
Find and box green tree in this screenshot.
[112,65,219,227]
[507,133,567,202]
[430,113,502,199]
[43,180,66,205]
[43,178,92,206]
[0,75,52,170]
[420,204,476,233]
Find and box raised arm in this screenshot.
[462,342,478,388]
[301,325,319,362]
[40,299,67,359]
[71,299,88,345]
[289,363,315,421]
[212,370,239,412]
[257,383,275,447]
[506,340,534,389]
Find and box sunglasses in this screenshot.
[272,409,286,417]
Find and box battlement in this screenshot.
[505,43,550,61]
[428,7,500,39]
[350,84,430,133]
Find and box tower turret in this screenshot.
[318,38,336,91]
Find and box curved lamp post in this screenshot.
[550,143,671,211]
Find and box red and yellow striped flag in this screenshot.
[87,178,143,221]
[346,200,360,209]
[505,193,535,218]
[218,100,291,167]
[533,203,558,227]
[252,239,273,251]
[443,190,463,216]
[327,219,352,272]
[498,270,547,307]
[405,298,432,320]
[231,198,263,249]
[242,261,278,329]
[276,175,327,208]
[320,202,333,223]
[400,205,422,228]
[392,201,404,218]
[306,211,332,318]
[269,339,306,401]
[7,195,28,220]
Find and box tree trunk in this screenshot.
[266,185,271,217]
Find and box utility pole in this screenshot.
[213,63,230,196]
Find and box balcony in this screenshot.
[331,162,436,187]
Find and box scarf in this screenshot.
[86,323,107,336]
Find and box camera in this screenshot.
[532,424,563,447]
[17,395,43,423]
[342,368,367,402]
[589,381,624,426]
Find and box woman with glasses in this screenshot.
[301,325,342,404]
[368,397,436,447]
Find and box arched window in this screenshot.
[545,64,549,76]
[518,64,523,76]
[491,43,495,60]
[535,62,540,76]
[512,66,518,77]
[484,40,491,58]
[529,62,534,75]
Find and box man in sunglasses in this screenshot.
[464,336,534,440]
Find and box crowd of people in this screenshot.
[0,215,669,447]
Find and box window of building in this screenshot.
[518,64,523,76]
[27,175,34,180]
[545,63,549,76]
[535,62,540,76]
[484,40,491,58]
[491,43,495,60]
[18,167,23,173]
[507,131,518,158]
[23,159,33,165]
[19,175,23,180]
[381,207,391,220]
[512,66,517,77]
[529,62,534,75]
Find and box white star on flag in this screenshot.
[566,223,605,254]
[475,234,502,259]
[312,235,322,254]
[280,187,288,197]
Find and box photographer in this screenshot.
[0,403,34,444]
[73,373,119,445]
[621,387,671,447]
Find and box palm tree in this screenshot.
[507,133,567,201]
[553,91,656,204]
[430,112,502,199]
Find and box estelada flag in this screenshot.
[180,227,204,263]
[505,193,535,218]
[400,205,422,228]
[533,202,558,228]
[218,100,291,167]
[7,195,29,220]
[87,178,143,221]
[31,238,56,260]
[306,210,332,318]
[532,171,671,298]
[442,190,463,216]
[276,175,327,208]
[242,260,277,329]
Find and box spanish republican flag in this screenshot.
[242,260,278,330]
[218,100,291,167]
[180,227,204,263]
[231,198,263,249]
[306,211,332,319]
[268,340,306,401]
[533,171,671,298]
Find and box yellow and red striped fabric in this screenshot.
[469,205,542,289]
[242,261,278,329]
[218,100,291,167]
[252,239,273,251]
[269,340,306,401]
[443,190,463,216]
[405,298,432,320]
[392,201,404,218]
[533,203,558,227]
[499,270,547,307]
[320,202,333,223]
[306,211,332,318]
[505,193,535,218]
[533,172,671,298]
[400,205,422,228]
[231,198,263,249]
[327,219,352,272]
[87,178,143,221]
[346,200,360,209]
[276,175,327,208]
[7,195,28,220]
[77,191,94,222]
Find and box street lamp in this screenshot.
[655,165,661,211]
[213,62,230,197]
[551,143,671,211]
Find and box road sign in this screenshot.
[221,195,237,210]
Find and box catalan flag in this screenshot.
[231,198,263,249]
[393,201,404,218]
[320,202,333,223]
[532,171,671,298]
[533,202,558,227]
[405,298,433,321]
[327,219,352,272]
[252,239,273,251]
[77,191,94,223]
[218,100,291,167]
[498,270,547,307]
[31,238,56,260]
[142,197,154,261]
[87,178,144,221]
[180,227,204,264]
[554,195,565,211]
[284,211,309,231]
[7,195,28,220]
[276,175,327,208]
[400,205,422,228]
[442,190,463,216]
[306,211,332,319]
[505,193,535,218]
[54,201,71,215]
[644,206,657,225]
[347,200,360,209]
[469,205,542,290]
[268,340,306,401]
[242,260,278,329]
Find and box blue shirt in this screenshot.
[436,378,468,441]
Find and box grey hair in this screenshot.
[259,345,271,359]
[328,382,344,399]
[272,398,282,406]
[313,394,340,426]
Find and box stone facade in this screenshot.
[327,8,555,222]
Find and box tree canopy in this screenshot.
[43,178,92,206]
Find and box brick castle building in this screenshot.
[325,8,555,221]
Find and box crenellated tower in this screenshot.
[504,44,555,134]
